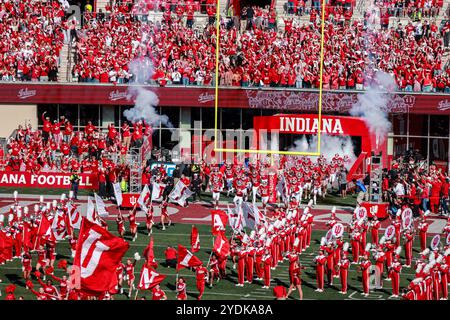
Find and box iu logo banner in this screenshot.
[72,218,129,294]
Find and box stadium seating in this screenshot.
[0,0,66,82]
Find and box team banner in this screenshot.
[151,182,165,203]
[168,180,194,206]
[211,210,228,235]
[138,185,151,213]
[0,171,98,190]
[137,265,166,290]
[242,202,259,230]
[112,183,123,207]
[94,193,109,218]
[72,218,129,294]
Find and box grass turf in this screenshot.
[0,221,427,300]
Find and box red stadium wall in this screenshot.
[2,83,450,115]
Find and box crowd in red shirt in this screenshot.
[69,0,449,92]
[0,115,156,192]
[0,0,65,82]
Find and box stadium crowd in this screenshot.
[68,1,450,92]
[0,0,66,82]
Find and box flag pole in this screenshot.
[206,236,214,268]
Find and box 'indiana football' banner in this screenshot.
[138,184,151,213]
[176,244,203,271]
[213,233,230,258]
[112,182,123,207]
[211,209,228,235]
[137,265,166,290]
[94,193,109,218]
[151,182,165,203]
[190,225,200,253]
[168,180,194,206]
[72,218,129,295]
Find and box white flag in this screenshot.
[151,182,165,202]
[113,183,123,207]
[67,203,82,229]
[51,209,67,241]
[138,184,151,213]
[86,196,97,223]
[242,202,257,230]
[169,180,194,206]
[94,193,109,218]
[227,205,243,232]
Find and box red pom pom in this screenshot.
[57,259,68,270]
[26,280,34,289]
[5,284,16,294]
[45,266,54,275]
[34,270,41,278]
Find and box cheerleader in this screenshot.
[128,206,138,241]
[176,277,187,300]
[116,212,125,238]
[208,254,220,287]
[146,204,154,236]
[36,245,48,277]
[125,253,140,298]
[22,251,32,280]
[160,200,171,231]
[116,261,125,294]
[286,260,304,300]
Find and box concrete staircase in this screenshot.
[57,43,71,82]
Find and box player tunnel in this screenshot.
[253,114,388,180]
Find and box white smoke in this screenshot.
[288,135,357,168]
[349,71,394,148]
[124,42,173,129]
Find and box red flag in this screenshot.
[37,215,56,243]
[211,210,228,235]
[213,233,230,258]
[176,244,203,271]
[23,223,33,251]
[143,237,158,268]
[190,225,200,253]
[72,218,129,295]
[137,265,166,290]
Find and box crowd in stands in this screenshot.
[0,0,449,90]
[71,0,450,92]
[382,153,450,217]
[0,113,155,197]
[0,0,66,82]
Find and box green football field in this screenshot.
[0,221,427,300]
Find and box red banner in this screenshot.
[0,171,98,190]
[1,83,450,115]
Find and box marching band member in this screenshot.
[359,245,372,297]
[389,247,403,298]
[337,243,350,294]
[418,215,429,252]
[314,248,327,292]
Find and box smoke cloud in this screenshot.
[288,135,357,168]
[124,40,173,129]
[349,71,394,147]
